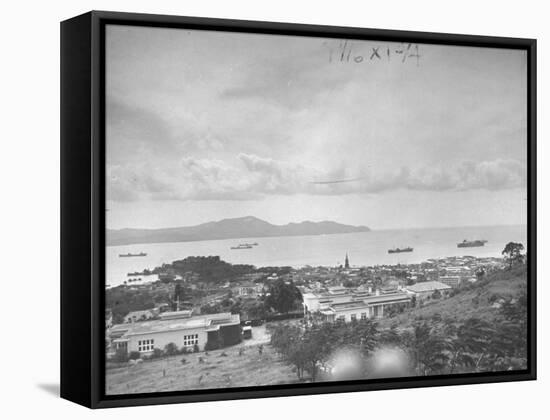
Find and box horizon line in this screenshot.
[106,214,526,232]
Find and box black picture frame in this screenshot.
[60,10,537,409]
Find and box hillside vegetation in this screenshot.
[382,264,527,328]
[269,264,528,381]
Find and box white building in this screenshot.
[111,312,241,355]
[303,291,356,312]
[405,281,452,299]
[304,289,411,322]
[438,275,462,288]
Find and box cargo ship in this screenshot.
[457,239,487,248]
[230,244,253,250]
[118,252,147,257]
[388,247,413,254]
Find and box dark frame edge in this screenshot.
[527,38,537,380]
[89,10,535,47]
[60,11,94,408]
[94,371,535,409]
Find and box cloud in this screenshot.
[406,159,526,191]
[107,154,526,202]
[220,43,351,110]
[106,100,179,165]
[106,98,228,167]
[106,165,178,202]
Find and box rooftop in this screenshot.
[362,292,411,305]
[125,309,155,318]
[330,301,370,310]
[159,310,193,319]
[405,281,452,293]
[123,313,240,337]
[328,292,410,311]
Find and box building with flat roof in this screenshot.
[304,288,411,322]
[438,275,462,288]
[405,281,452,299]
[320,292,411,322]
[111,312,241,355]
[158,309,193,320]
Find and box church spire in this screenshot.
[345,253,350,269]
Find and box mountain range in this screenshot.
[107,216,370,246]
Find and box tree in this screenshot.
[270,324,306,378]
[487,288,528,365]
[170,256,255,284]
[300,325,334,381]
[265,280,302,313]
[445,318,494,374]
[271,319,379,381]
[502,242,525,269]
[242,300,268,320]
[475,267,486,281]
[402,322,449,376]
[173,283,187,304]
[378,324,401,346]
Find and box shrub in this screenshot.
[151,348,163,359]
[128,351,141,360]
[111,348,129,363]
[193,344,200,353]
[164,342,179,356]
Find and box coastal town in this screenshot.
[105,242,526,393]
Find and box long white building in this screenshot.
[303,289,411,322]
[111,312,241,355]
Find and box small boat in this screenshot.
[119,252,147,257]
[457,239,487,248]
[388,247,413,254]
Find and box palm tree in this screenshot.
[446,318,494,374]
[403,322,449,376]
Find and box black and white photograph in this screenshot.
[104,23,529,395]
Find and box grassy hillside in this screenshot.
[106,334,297,394]
[381,264,527,329]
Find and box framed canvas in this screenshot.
[60,11,536,409]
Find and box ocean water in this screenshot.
[106,224,527,287]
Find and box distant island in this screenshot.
[107,216,370,246]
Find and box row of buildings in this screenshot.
[303,281,453,323]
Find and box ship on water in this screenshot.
[457,239,488,248]
[118,252,147,257]
[230,244,253,250]
[388,247,413,254]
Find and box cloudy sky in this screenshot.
[106,25,527,230]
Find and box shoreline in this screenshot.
[106,254,508,289]
[106,223,526,248]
